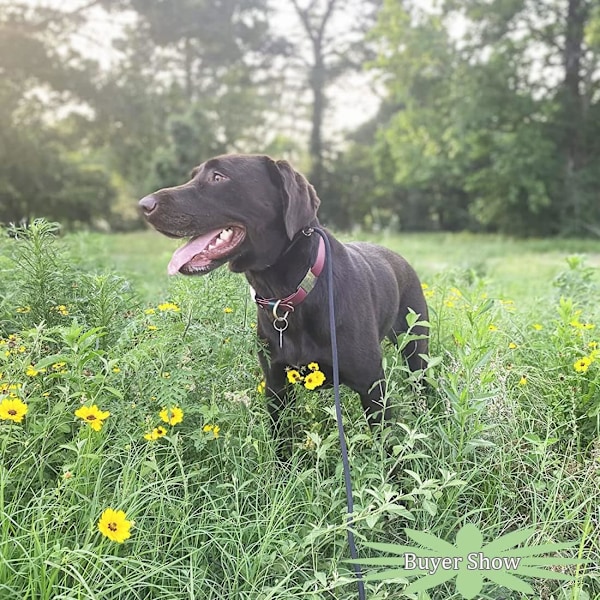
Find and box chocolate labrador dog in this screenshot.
[139,154,429,440]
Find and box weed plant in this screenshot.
[0,221,598,599]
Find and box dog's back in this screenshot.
[343,241,428,369]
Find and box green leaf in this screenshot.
[404,565,458,594]
[404,529,458,555]
[455,569,483,600]
[483,570,535,594]
[481,527,536,554]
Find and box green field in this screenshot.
[73,229,600,303]
[1,223,599,599]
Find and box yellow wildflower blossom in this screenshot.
[159,406,184,426]
[0,397,28,423]
[98,508,133,543]
[203,424,220,439]
[304,370,326,390]
[74,405,110,432]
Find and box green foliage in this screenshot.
[356,0,600,236]
[0,223,599,598]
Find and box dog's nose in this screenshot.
[139,195,158,215]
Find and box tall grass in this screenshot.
[0,221,598,599]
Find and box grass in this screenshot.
[71,229,600,304]
[0,222,599,599]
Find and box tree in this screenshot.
[368,0,600,235]
[284,0,381,191]
[95,0,281,195]
[0,2,117,226]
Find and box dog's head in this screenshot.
[139,154,320,275]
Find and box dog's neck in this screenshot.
[246,230,320,301]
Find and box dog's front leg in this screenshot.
[258,348,293,455]
[341,353,391,429]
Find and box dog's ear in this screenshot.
[267,158,320,240]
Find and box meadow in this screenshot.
[0,221,599,599]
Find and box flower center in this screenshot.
[108,522,118,532]
[8,409,16,416]
[86,415,97,421]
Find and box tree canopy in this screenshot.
[1,0,599,236]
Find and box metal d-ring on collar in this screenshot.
[271,300,290,348]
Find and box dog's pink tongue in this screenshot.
[168,230,220,275]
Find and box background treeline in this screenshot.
[1,0,599,236]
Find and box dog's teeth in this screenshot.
[220,228,233,241]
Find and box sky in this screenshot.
[20,0,382,137]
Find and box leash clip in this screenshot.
[272,300,290,348]
[302,227,314,237]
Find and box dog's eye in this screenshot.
[212,172,226,182]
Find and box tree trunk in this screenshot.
[309,53,326,191]
[184,36,193,101]
[562,0,588,231]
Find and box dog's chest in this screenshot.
[256,308,328,366]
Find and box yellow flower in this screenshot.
[307,362,319,372]
[488,324,498,332]
[508,342,518,350]
[157,302,180,312]
[519,376,528,386]
[286,369,303,384]
[52,361,67,372]
[569,320,592,330]
[144,308,156,315]
[147,325,157,331]
[54,305,69,316]
[112,367,121,374]
[224,307,233,313]
[97,508,133,543]
[159,406,184,426]
[144,426,167,441]
[25,365,39,377]
[162,372,171,379]
[444,300,455,308]
[203,424,220,439]
[421,283,429,290]
[589,341,598,350]
[574,357,592,373]
[304,370,326,390]
[74,405,110,432]
[257,380,266,394]
[532,324,543,331]
[0,397,28,423]
[0,383,21,395]
[16,306,31,313]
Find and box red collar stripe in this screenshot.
[255,235,326,314]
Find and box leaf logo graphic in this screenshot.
[350,524,587,599]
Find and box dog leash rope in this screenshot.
[312,227,366,600]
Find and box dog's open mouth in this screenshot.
[167,226,246,275]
